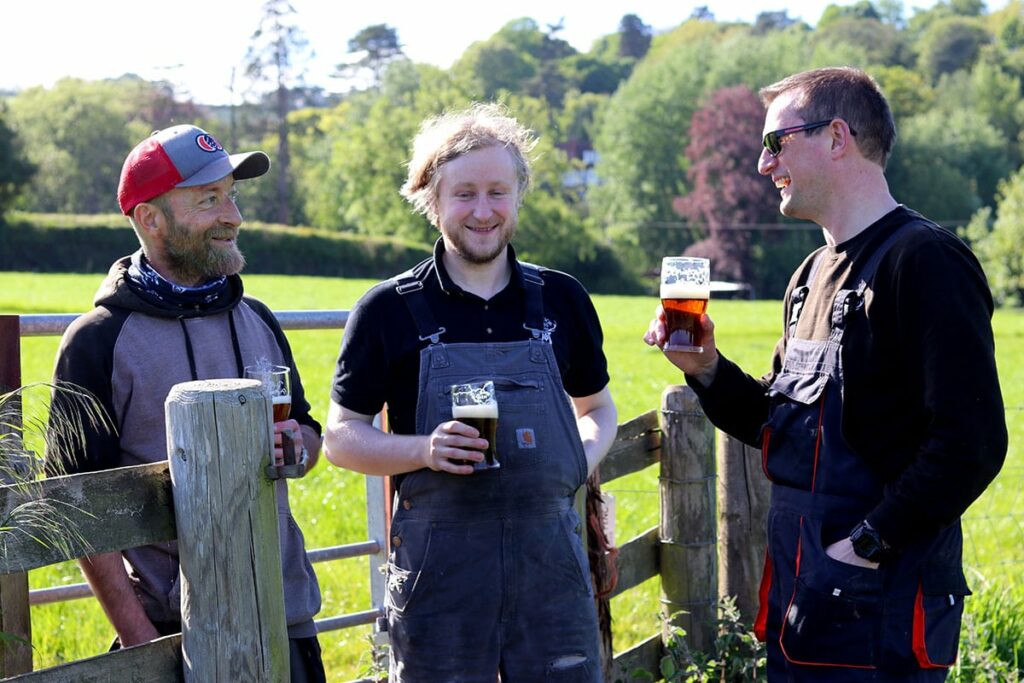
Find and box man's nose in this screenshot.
[221,197,243,227]
[757,147,775,176]
[473,196,493,219]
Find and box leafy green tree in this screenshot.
[963,169,1024,306]
[703,24,813,96]
[7,78,196,214]
[453,38,537,99]
[244,0,312,225]
[753,11,798,35]
[618,14,652,59]
[917,16,991,80]
[888,107,1012,222]
[818,0,882,28]
[933,61,1024,166]
[812,16,909,66]
[340,24,406,89]
[561,54,632,94]
[590,35,713,269]
[0,105,35,217]
[872,65,935,119]
[949,0,986,17]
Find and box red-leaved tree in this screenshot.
[673,85,779,283]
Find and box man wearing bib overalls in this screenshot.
[645,67,1006,681]
[324,103,618,681]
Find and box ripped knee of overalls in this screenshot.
[548,653,588,671]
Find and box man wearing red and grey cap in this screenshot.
[48,125,326,681]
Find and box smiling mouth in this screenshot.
[774,176,791,189]
[466,224,497,233]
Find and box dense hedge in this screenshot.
[0,213,432,279]
[0,213,643,294]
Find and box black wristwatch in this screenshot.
[849,520,892,563]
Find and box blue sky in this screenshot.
[1,0,965,105]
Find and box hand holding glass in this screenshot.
[660,257,710,353]
[451,381,500,470]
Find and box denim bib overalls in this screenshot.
[383,265,601,682]
[755,224,969,682]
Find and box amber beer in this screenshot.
[272,395,292,422]
[661,281,710,352]
[452,401,499,468]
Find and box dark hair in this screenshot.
[759,67,896,167]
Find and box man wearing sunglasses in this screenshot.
[646,67,1005,681]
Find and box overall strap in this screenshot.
[519,263,550,343]
[394,271,446,345]
[786,247,828,340]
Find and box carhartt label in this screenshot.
[516,428,537,449]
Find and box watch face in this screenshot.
[851,524,883,562]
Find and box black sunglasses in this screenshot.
[762,120,833,157]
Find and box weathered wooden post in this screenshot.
[0,314,32,676]
[166,378,288,682]
[717,432,770,622]
[659,385,717,654]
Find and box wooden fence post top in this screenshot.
[165,378,262,401]
[661,384,700,411]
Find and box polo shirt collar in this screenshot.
[431,237,525,297]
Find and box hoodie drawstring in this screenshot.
[178,309,245,381]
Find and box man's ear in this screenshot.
[132,202,165,235]
[830,119,856,159]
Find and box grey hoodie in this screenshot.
[50,253,321,638]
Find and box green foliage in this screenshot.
[7,78,208,214]
[590,32,714,264]
[10,1,1024,304]
[1,382,113,565]
[626,598,766,683]
[963,167,1024,306]
[951,582,1024,681]
[917,16,991,80]
[341,24,406,88]
[811,16,909,66]
[818,0,882,28]
[887,107,1013,221]
[0,105,34,216]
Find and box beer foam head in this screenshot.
[660,281,710,300]
[452,402,498,419]
[272,395,291,405]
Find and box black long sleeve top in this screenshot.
[689,206,1006,550]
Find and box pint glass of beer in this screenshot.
[451,380,500,469]
[660,257,710,353]
[244,364,292,422]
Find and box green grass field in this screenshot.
[2,271,1021,679]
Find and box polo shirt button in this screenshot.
[402,499,413,510]
[486,327,493,334]
[392,535,402,548]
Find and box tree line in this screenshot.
[2,0,1024,301]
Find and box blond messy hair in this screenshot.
[400,103,537,226]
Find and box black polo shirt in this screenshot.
[331,239,610,436]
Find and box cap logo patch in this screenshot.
[195,133,223,153]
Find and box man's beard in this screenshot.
[163,217,245,284]
[445,218,517,265]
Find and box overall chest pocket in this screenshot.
[441,377,551,469]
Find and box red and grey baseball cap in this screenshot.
[117,125,270,215]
